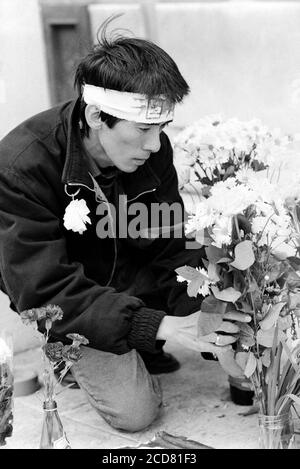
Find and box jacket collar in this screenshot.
[61,99,93,189]
[61,99,161,199]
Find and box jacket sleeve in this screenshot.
[144,134,206,317]
[0,168,165,354]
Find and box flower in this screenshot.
[0,338,13,365]
[0,335,13,446]
[177,266,215,297]
[43,342,64,363]
[20,304,64,333]
[174,116,298,190]
[211,217,232,248]
[62,345,82,363]
[177,116,300,425]
[20,308,46,325]
[63,198,91,234]
[20,304,63,325]
[20,305,88,403]
[43,305,64,322]
[66,333,89,347]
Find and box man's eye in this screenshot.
[139,127,150,132]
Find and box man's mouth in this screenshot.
[133,157,148,164]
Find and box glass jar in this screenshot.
[0,333,14,446]
[40,400,71,449]
[258,412,295,449]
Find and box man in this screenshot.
[0,27,249,431]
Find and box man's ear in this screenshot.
[85,104,102,130]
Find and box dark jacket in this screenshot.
[0,100,204,354]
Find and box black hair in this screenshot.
[74,16,190,136]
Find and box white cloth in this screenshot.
[83,84,174,124]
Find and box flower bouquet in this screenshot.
[20,304,89,449]
[0,333,13,446]
[175,117,300,449]
[173,115,299,190]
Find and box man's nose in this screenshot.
[142,128,161,153]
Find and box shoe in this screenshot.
[141,350,181,374]
[228,375,254,406]
[229,385,254,406]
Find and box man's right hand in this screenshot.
[156,310,251,357]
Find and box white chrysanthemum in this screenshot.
[63,199,91,234]
[211,216,232,248]
[235,167,258,185]
[278,172,300,207]
[185,200,216,235]
[210,182,257,217]
[252,205,293,249]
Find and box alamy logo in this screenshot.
[95,195,184,239]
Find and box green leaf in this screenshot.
[198,295,227,335]
[259,302,285,331]
[198,312,224,336]
[238,322,255,348]
[205,245,228,264]
[248,278,259,293]
[266,257,285,282]
[278,316,292,331]
[236,300,253,313]
[211,286,241,303]
[217,349,244,378]
[289,292,300,309]
[201,295,226,314]
[216,257,232,264]
[244,351,257,378]
[286,256,300,270]
[257,327,276,347]
[187,278,204,297]
[235,351,249,371]
[283,394,300,407]
[176,265,209,298]
[261,349,271,367]
[195,229,213,246]
[279,332,300,373]
[230,240,255,270]
[207,263,219,282]
[175,265,206,282]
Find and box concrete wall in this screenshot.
[88,1,300,134]
[0,0,50,139]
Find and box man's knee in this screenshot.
[105,385,163,432]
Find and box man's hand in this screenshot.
[156,310,251,358]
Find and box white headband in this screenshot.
[82,84,175,124]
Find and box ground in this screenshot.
[1,280,299,450]
[3,342,265,450]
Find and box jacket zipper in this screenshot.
[66,180,117,287]
[67,181,95,193]
[67,183,157,202]
[127,188,157,203]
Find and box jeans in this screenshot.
[71,265,167,432]
[71,345,163,432]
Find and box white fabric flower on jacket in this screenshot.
[0,338,12,364]
[63,199,91,234]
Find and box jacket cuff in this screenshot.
[127,307,166,353]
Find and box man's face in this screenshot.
[97,119,170,172]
